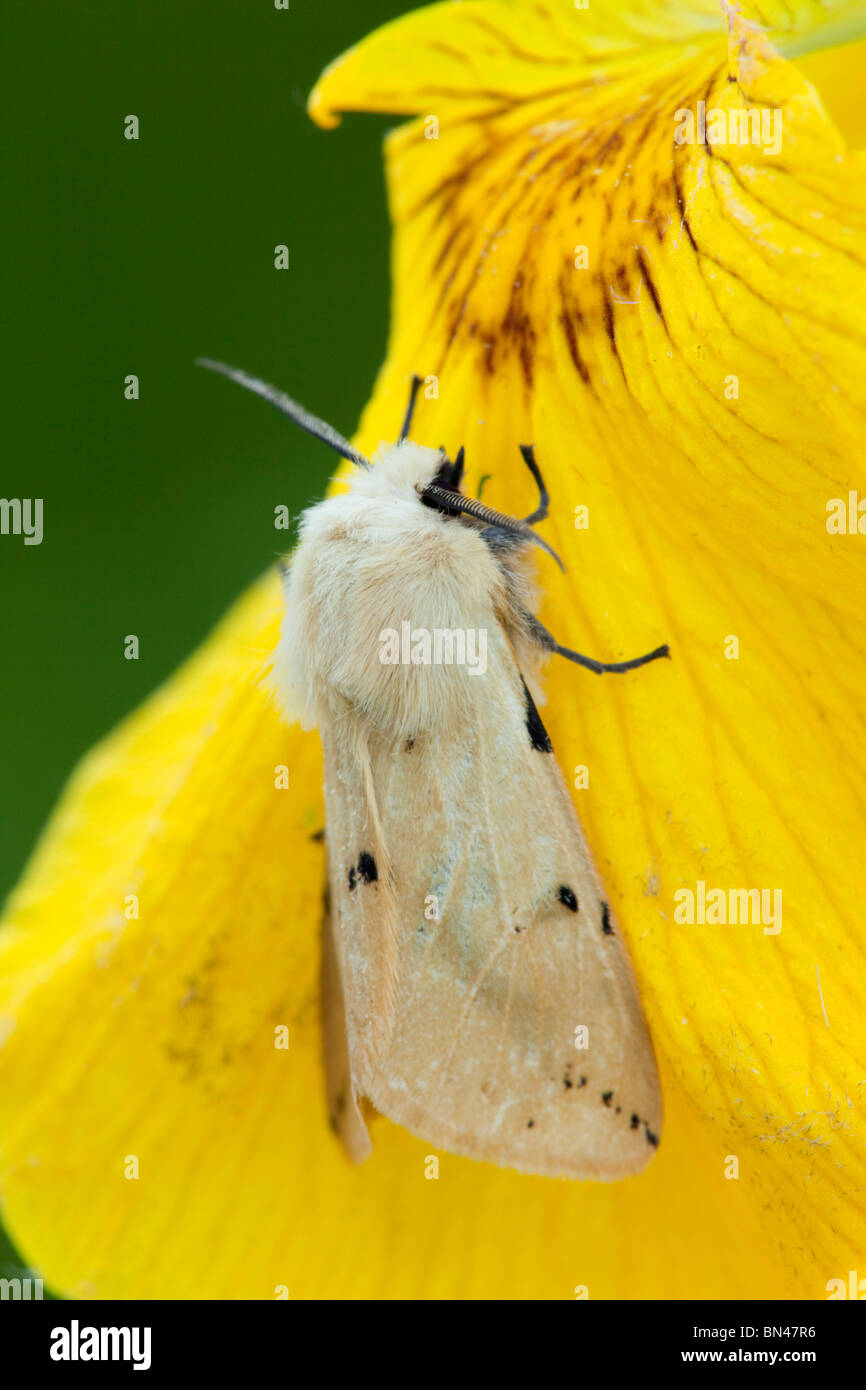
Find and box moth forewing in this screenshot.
[321,890,373,1163]
[270,445,663,1181]
[318,615,662,1180]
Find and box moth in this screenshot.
[199,359,668,1179]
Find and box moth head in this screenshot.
[415,453,563,571]
[349,439,559,568]
[195,359,562,567]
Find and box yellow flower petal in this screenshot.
[2,0,865,1299]
[0,570,794,1299]
[317,0,866,1293]
[796,36,866,146]
[1,574,326,1297]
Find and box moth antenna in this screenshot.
[420,483,565,571]
[196,358,371,470]
[399,375,424,441]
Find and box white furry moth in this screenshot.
[199,359,667,1179]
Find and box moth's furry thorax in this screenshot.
[270,441,541,739]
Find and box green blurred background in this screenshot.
[1,0,409,1283]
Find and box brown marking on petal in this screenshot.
[611,263,632,299]
[602,291,616,348]
[434,223,465,274]
[558,293,591,387]
[643,264,665,322]
[671,160,700,252]
[595,125,625,163]
[502,275,537,387]
[412,52,729,398]
[535,141,580,183]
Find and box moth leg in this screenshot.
[450,445,465,489]
[519,444,549,525]
[321,890,373,1163]
[523,608,670,675]
[399,374,424,441]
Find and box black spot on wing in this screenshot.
[348,866,357,892]
[521,676,553,752]
[558,885,578,912]
[602,1091,613,1107]
[358,851,378,884]
[601,901,613,935]
[625,1110,658,1146]
[310,828,325,842]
